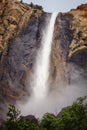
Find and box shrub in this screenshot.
[0,96,87,130]
[40,113,58,130]
[1,105,39,130]
[40,96,87,130]
[56,96,87,130]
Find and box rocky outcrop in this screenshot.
[0,0,44,119]
[50,4,87,88]
[53,4,87,63]
[0,0,87,120]
[0,0,42,56]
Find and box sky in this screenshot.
[23,0,87,13]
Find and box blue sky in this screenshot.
[23,0,87,12]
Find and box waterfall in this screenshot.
[31,13,58,99]
[18,13,58,116]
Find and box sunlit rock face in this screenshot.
[53,4,87,63]
[0,12,50,100]
[50,12,73,87]
[68,4,87,62]
[0,0,43,55]
[50,4,87,88]
[0,0,87,120]
[0,0,44,119]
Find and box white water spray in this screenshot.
[18,13,58,116]
[31,13,58,99]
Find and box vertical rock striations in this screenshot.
[0,0,44,119]
[50,4,87,87]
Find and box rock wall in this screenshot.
[0,0,44,119]
[50,4,87,88]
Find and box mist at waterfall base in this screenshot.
[18,71,87,118]
[17,13,87,118]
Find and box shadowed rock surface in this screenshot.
[0,0,87,120]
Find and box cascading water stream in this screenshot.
[31,13,58,99]
[18,13,58,116]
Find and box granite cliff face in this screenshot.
[50,4,87,87]
[0,0,44,119]
[0,0,87,120]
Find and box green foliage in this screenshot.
[0,96,87,130]
[3,120,39,130]
[7,104,20,121]
[30,2,34,8]
[40,96,87,130]
[57,104,87,130]
[40,113,58,130]
[29,2,43,10]
[35,5,43,10]
[16,120,39,130]
[1,105,39,130]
